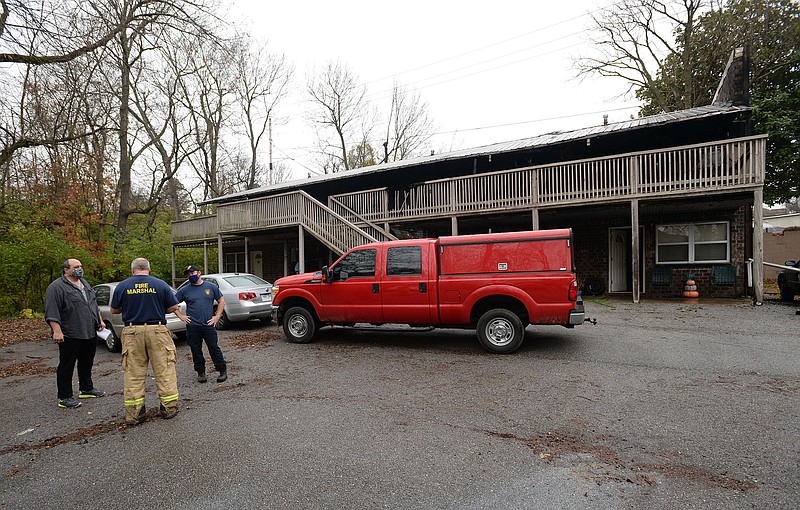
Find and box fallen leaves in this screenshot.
[0,318,50,348]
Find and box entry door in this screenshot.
[249,251,263,278]
[609,227,645,293]
[610,230,629,292]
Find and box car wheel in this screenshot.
[105,328,122,353]
[476,308,524,354]
[282,306,317,343]
[215,312,230,330]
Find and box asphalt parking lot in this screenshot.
[0,298,798,509]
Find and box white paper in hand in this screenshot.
[97,328,112,341]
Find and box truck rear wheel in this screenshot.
[282,306,317,343]
[477,309,524,354]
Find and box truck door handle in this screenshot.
[372,284,379,294]
[419,282,427,293]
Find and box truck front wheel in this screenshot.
[282,306,317,343]
[477,309,524,354]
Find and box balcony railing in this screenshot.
[173,135,766,245]
[171,215,217,243]
[331,135,766,221]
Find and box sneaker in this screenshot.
[216,369,227,383]
[160,403,178,420]
[79,389,106,398]
[58,397,81,409]
[197,371,207,383]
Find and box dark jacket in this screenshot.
[44,276,100,340]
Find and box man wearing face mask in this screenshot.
[175,265,228,383]
[45,259,107,409]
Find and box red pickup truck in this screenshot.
[272,229,585,353]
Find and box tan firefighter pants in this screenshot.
[121,324,179,422]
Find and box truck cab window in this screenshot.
[336,249,376,278]
[387,246,422,276]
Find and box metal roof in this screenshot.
[203,104,751,205]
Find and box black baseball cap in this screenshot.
[184,264,201,274]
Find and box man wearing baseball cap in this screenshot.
[176,265,228,383]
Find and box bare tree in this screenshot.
[380,83,435,163]
[575,0,712,113]
[306,61,370,173]
[233,39,292,189]
[0,0,133,65]
[179,37,237,201]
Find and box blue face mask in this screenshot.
[189,274,200,284]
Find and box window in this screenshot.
[387,246,422,276]
[225,252,245,273]
[335,249,376,278]
[656,222,729,264]
[95,286,110,306]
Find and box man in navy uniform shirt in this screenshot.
[111,258,186,425]
[176,265,228,383]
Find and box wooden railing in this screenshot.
[330,135,766,220]
[328,196,397,241]
[173,135,766,246]
[214,190,376,254]
[171,215,218,243]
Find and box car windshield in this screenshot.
[224,275,270,287]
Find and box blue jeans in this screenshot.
[185,325,226,373]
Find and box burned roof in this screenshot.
[203,104,751,205]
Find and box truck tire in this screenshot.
[282,306,317,343]
[476,309,524,354]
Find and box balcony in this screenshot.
[172,135,766,244]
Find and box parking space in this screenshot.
[0,300,798,509]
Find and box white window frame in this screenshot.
[656,221,730,264]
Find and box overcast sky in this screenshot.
[229,0,640,180]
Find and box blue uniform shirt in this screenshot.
[111,275,179,323]
[176,281,222,326]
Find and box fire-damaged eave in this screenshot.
[200,104,751,207]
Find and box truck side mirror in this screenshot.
[321,266,330,283]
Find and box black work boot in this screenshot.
[216,369,227,383]
[125,406,146,426]
[160,403,178,420]
[197,371,207,383]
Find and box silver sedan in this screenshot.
[176,273,273,330]
[92,282,187,352]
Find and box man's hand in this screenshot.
[208,315,220,327]
[53,331,64,343]
[98,320,106,331]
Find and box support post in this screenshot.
[298,225,305,274]
[171,245,176,288]
[244,236,250,273]
[631,199,640,304]
[217,234,223,274]
[203,241,208,274]
[451,216,458,236]
[532,209,539,230]
[753,190,764,303]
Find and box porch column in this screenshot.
[753,190,764,303]
[298,225,305,273]
[203,241,208,274]
[244,236,250,273]
[451,216,458,236]
[531,209,539,230]
[171,245,176,287]
[631,199,640,304]
[217,234,223,273]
